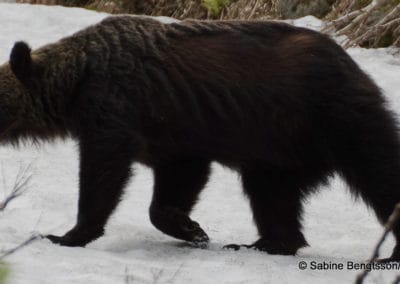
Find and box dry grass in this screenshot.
[324,0,400,48]
[13,0,400,47]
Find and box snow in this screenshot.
[0,3,399,284]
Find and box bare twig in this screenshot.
[0,234,43,261]
[325,10,362,31]
[0,163,33,211]
[393,274,400,284]
[355,203,400,284]
[124,267,135,284]
[352,18,400,48]
[336,2,376,36]
[151,266,165,284]
[168,262,184,283]
[247,0,259,20]
[325,0,400,48]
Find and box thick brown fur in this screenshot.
[1,16,400,260]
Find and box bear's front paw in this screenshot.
[46,226,104,247]
[46,233,94,247]
[46,234,79,246]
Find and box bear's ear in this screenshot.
[10,41,32,84]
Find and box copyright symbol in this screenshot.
[299,261,307,270]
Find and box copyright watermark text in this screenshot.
[298,261,400,271]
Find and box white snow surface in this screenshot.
[0,3,399,284]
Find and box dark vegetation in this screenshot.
[16,0,400,48]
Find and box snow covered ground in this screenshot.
[0,3,399,284]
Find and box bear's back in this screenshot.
[60,16,377,167]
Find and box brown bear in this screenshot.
[1,15,400,261]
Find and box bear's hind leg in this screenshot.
[149,158,211,248]
[334,104,400,262]
[339,141,400,261]
[225,166,309,255]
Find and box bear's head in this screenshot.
[0,39,84,142]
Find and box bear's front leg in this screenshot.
[47,137,137,247]
[149,158,211,248]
